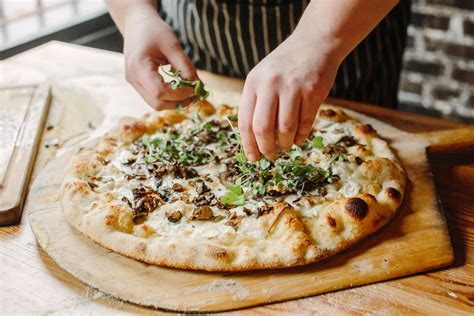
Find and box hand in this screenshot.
[123,10,197,110]
[238,32,342,161]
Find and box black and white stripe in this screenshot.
[158,0,411,108]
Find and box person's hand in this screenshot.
[123,10,198,110]
[238,33,343,162]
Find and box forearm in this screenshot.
[106,0,159,35]
[296,0,399,63]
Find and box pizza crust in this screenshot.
[62,102,406,271]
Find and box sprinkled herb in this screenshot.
[228,114,238,122]
[311,136,324,148]
[176,103,185,111]
[161,66,210,100]
[220,182,245,206]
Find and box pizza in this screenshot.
[62,100,406,271]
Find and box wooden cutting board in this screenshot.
[26,96,473,312]
[0,84,51,226]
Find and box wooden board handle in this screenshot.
[419,127,474,153]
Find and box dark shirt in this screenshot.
[159,0,412,107]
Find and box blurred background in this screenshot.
[1,0,473,122]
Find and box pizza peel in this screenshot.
[26,97,473,312]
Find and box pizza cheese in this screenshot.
[62,101,406,271]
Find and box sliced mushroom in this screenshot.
[191,206,214,220]
[172,183,184,192]
[166,210,183,223]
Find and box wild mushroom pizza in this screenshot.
[62,101,406,271]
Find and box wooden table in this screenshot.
[1,42,472,315]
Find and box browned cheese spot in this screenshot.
[206,246,229,260]
[320,109,337,117]
[72,182,91,195]
[136,242,148,254]
[345,198,369,220]
[357,124,376,135]
[122,120,146,136]
[105,214,116,226]
[386,187,402,202]
[216,104,237,116]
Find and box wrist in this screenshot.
[289,28,347,72]
[292,5,350,65]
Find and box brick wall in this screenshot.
[399,0,474,122]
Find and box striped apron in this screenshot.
[158,0,411,108]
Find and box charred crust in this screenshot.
[345,198,369,220]
[386,187,402,201]
[326,215,337,227]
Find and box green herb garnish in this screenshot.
[161,66,210,100]
[220,182,245,206]
[311,136,324,148]
[176,103,185,111]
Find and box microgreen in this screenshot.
[228,114,238,122]
[176,103,185,111]
[160,66,210,100]
[220,182,245,206]
[311,136,324,148]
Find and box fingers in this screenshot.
[165,46,198,80]
[135,80,195,110]
[252,92,278,161]
[238,88,260,162]
[277,93,300,152]
[139,59,195,99]
[294,91,320,145]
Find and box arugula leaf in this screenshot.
[220,183,245,206]
[311,136,324,149]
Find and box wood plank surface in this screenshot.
[0,42,473,315]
